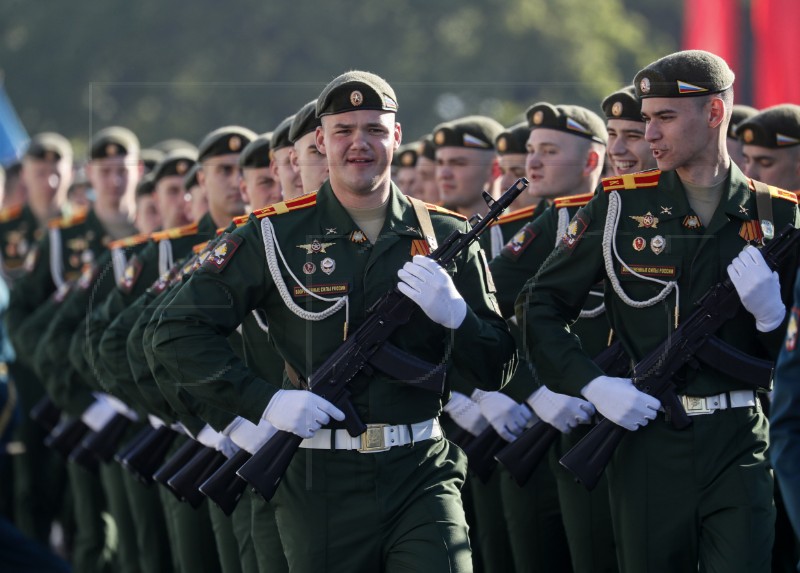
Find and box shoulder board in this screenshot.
[0,203,24,223]
[554,191,595,209]
[48,207,89,229]
[150,221,199,242]
[251,192,318,221]
[108,233,150,250]
[602,169,662,193]
[490,204,537,227]
[192,240,211,254]
[422,202,467,220]
[747,179,798,204]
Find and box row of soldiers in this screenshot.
[1,50,799,572]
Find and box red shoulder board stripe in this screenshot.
[554,191,595,209]
[192,240,210,254]
[490,205,537,227]
[747,178,799,204]
[151,222,199,242]
[48,207,89,229]
[423,202,467,220]
[0,203,24,223]
[108,233,150,249]
[602,169,662,193]
[252,192,318,220]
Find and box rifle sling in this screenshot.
[753,180,774,243]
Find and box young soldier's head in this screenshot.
[152,148,197,228]
[391,143,420,198]
[239,133,282,210]
[525,102,607,200]
[290,100,328,193]
[727,104,758,169]
[602,86,656,176]
[86,127,142,217]
[738,104,800,192]
[22,132,73,222]
[269,114,304,200]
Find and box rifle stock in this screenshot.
[166,446,226,509]
[121,425,177,485]
[199,448,251,516]
[114,425,157,466]
[30,396,61,432]
[237,178,529,501]
[560,224,800,490]
[152,438,204,500]
[80,414,133,463]
[45,418,90,460]
[462,427,508,483]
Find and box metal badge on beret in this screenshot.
[496,136,508,153]
[532,110,544,125]
[640,77,651,94]
[612,102,623,117]
[106,144,119,157]
[350,90,364,107]
[229,136,242,152]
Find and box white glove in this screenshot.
[100,394,139,422]
[227,417,279,455]
[727,245,785,332]
[80,399,118,432]
[148,414,166,429]
[262,390,345,439]
[581,376,661,431]
[526,386,595,434]
[397,255,467,329]
[196,425,238,458]
[443,391,489,437]
[471,389,532,442]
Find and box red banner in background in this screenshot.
[682,0,741,75]
[752,0,800,108]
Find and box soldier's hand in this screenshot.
[227,417,278,455]
[80,398,118,432]
[196,425,238,458]
[397,255,467,329]
[581,376,660,431]
[443,391,489,437]
[727,245,785,332]
[262,390,345,439]
[472,389,532,442]
[526,386,595,434]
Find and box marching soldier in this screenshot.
[738,104,800,193]
[727,104,759,170]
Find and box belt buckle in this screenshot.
[359,424,390,453]
[682,395,713,415]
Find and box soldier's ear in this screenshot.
[708,97,726,129]
[315,126,326,155]
[196,166,206,188]
[584,149,601,176]
[393,122,402,150]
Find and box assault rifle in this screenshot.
[559,225,798,490]
[237,178,529,501]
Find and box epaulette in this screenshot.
[747,179,798,204]
[192,240,210,254]
[0,203,24,224]
[150,221,199,242]
[48,207,89,229]
[108,233,150,250]
[490,204,537,227]
[554,191,595,209]
[422,202,467,220]
[602,169,661,193]
[251,192,318,220]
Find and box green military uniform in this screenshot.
[518,154,799,570]
[152,154,515,573]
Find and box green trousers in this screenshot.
[120,469,172,572]
[469,468,514,573]
[67,461,113,572]
[208,501,243,573]
[98,462,139,573]
[228,493,258,573]
[606,407,774,573]
[250,491,288,573]
[273,437,472,573]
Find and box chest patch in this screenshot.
[561,213,589,251]
[118,255,143,294]
[501,225,536,260]
[291,283,349,298]
[202,235,243,273]
[619,264,677,279]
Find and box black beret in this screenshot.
[634,50,734,99]
[270,115,295,154]
[736,104,800,148]
[392,143,419,168]
[90,127,139,159]
[728,104,759,139]
[495,122,530,155]
[135,174,156,198]
[316,71,398,117]
[601,86,643,122]
[239,133,272,169]
[25,132,72,162]
[289,101,321,144]
[197,126,257,162]
[183,163,201,190]
[420,135,436,161]
[526,103,608,145]
[140,148,165,174]
[433,116,505,150]
[152,149,198,184]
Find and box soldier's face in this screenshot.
[241,166,282,210]
[742,144,800,191]
[497,153,527,192]
[88,155,139,208]
[416,157,439,204]
[317,110,400,197]
[271,147,304,200]
[155,175,190,228]
[606,119,655,176]
[201,154,245,220]
[641,97,717,173]
[435,147,495,209]
[525,129,589,199]
[394,166,417,197]
[22,157,70,210]
[291,132,328,193]
[134,193,162,235]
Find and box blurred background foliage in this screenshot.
[0,0,680,153]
